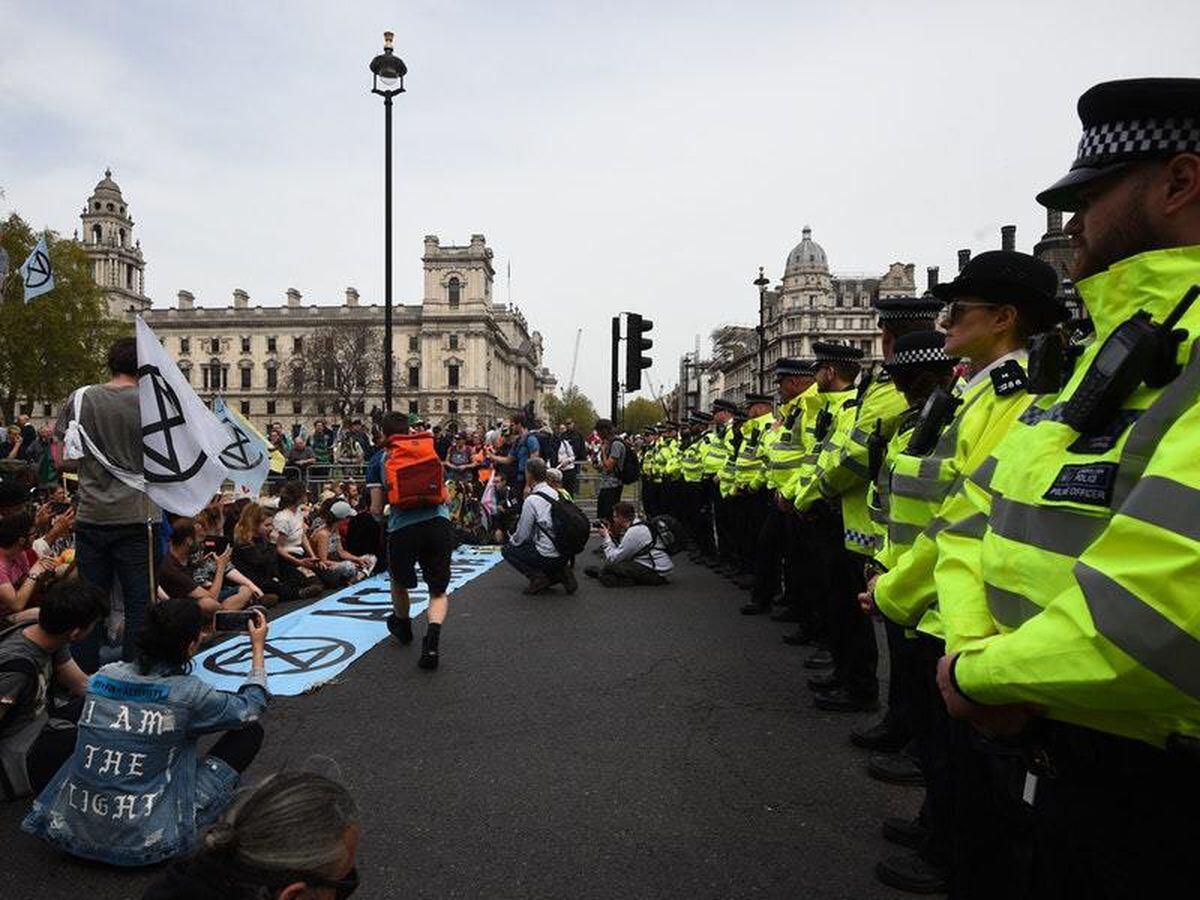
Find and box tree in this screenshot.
[622,396,665,434]
[544,386,598,434]
[281,322,384,421]
[0,214,123,423]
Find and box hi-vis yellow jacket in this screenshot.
[784,387,857,506]
[873,358,1034,638]
[734,412,775,492]
[948,246,1200,748]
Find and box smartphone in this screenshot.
[213,607,265,632]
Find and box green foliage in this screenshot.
[0,214,123,421]
[544,386,598,434]
[622,396,665,434]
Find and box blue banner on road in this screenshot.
[192,546,503,695]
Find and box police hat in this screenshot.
[932,250,1064,320]
[883,330,959,373]
[812,341,865,366]
[774,358,815,380]
[744,393,774,408]
[712,398,741,416]
[1037,78,1200,211]
[689,410,714,424]
[873,295,944,324]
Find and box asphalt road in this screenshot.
[1,543,921,899]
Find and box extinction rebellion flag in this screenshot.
[135,316,231,515]
[20,234,54,302]
[213,395,271,498]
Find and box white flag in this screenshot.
[213,396,270,499]
[20,235,54,302]
[136,316,230,516]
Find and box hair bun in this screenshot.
[205,822,238,852]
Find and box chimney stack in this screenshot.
[1001,225,1017,252]
[926,266,939,293]
[286,288,301,308]
[177,289,194,311]
[957,249,971,272]
[233,288,248,309]
[1046,208,1063,234]
[345,287,359,307]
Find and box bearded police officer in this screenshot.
[932,78,1200,898]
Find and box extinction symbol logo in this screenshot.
[203,636,356,677]
[23,248,52,290]
[218,417,264,471]
[139,363,208,483]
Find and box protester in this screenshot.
[158,518,255,612]
[22,598,271,866]
[488,413,540,496]
[593,418,627,523]
[141,770,361,900]
[232,503,320,604]
[272,480,324,578]
[501,458,574,595]
[585,501,673,587]
[0,578,104,801]
[310,419,335,466]
[368,411,457,670]
[0,511,52,622]
[310,500,375,584]
[56,336,160,671]
[285,438,316,481]
[443,433,476,483]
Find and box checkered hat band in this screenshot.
[877,309,940,321]
[889,347,953,366]
[1076,117,1200,165]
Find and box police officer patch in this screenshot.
[1042,462,1118,507]
[991,360,1028,397]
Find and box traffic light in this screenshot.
[625,312,654,392]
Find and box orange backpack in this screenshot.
[384,432,448,510]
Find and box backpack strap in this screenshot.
[0,623,42,711]
[628,521,661,572]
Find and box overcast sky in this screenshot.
[1,1,1195,407]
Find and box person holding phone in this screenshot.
[22,598,272,866]
[157,519,255,613]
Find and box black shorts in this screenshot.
[387,516,458,596]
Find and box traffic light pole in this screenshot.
[610,315,621,424]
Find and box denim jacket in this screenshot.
[21,660,269,866]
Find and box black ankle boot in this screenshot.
[386,614,413,645]
[418,633,439,670]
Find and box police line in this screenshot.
[191,546,504,695]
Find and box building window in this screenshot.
[42,402,52,416]
[317,402,326,415]
[448,399,458,416]
[267,336,277,353]
[267,400,276,415]
[408,335,419,352]
[180,337,190,353]
[179,365,191,385]
[266,367,277,390]
[449,334,459,350]
[408,366,420,389]
[861,340,872,354]
[448,277,461,308]
[210,338,220,354]
[241,336,251,353]
[354,400,365,414]
[240,400,251,416]
[292,401,302,415]
[293,336,303,353]
[240,368,251,390]
[408,400,419,415]
[448,365,460,388]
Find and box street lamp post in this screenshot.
[753,266,770,394]
[369,31,407,412]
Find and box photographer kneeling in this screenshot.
[585,502,673,588]
[22,599,271,866]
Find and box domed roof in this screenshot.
[784,226,828,275]
[90,168,124,200]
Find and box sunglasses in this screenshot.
[939,300,999,325]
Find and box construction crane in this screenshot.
[566,327,583,393]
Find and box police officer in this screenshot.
[932,78,1200,899]
[731,394,775,595]
[680,412,714,561]
[707,399,740,573]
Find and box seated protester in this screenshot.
[190,518,273,607]
[501,458,576,595]
[31,501,75,574]
[310,500,375,585]
[0,578,104,801]
[142,770,361,900]
[272,480,327,581]
[585,502,673,588]
[158,518,255,613]
[231,503,320,604]
[22,599,271,867]
[0,511,52,625]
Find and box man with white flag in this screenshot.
[213,395,270,498]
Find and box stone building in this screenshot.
[69,170,556,431]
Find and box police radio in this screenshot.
[1062,285,1199,434]
[905,387,961,456]
[866,418,885,482]
[813,407,834,442]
